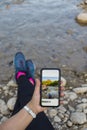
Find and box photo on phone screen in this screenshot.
[40,68,60,107]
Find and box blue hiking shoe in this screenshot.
[26,59,36,78]
[14,52,26,74]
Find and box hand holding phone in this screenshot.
[40,68,61,107]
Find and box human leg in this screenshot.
[13,74,54,130]
[12,52,54,130]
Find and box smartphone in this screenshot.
[40,68,61,107]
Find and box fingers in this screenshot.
[60,92,65,97]
[60,100,64,104]
[60,86,65,91]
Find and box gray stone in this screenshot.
[73,86,87,94]
[54,116,61,122]
[70,112,86,124]
[76,103,87,110]
[82,98,87,103]
[81,128,87,130]
[64,91,77,101]
[0,99,9,115]
[7,97,16,110]
[49,109,58,118]
[7,80,17,87]
[84,109,87,114]
[58,113,64,119]
[2,86,8,91]
[67,120,73,127]
[1,117,8,123]
[58,106,67,113]
[68,105,75,112]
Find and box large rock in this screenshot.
[70,112,86,124]
[7,97,16,111]
[0,99,9,115]
[76,13,87,24]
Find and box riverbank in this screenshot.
[0,72,87,130]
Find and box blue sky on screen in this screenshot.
[43,76,58,81]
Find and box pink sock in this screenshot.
[16,72,26,79]
[29,78,34,85]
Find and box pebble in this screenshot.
[76,13,87,24]
[68,105,75,112]
[70,112,86,124]
[58,106,67,113]
[83,109,87,114]
[54,116,61,122]
[64,91,77,101]
[58,113,64,119]
[76,103,87,110]
[7,97,16,111]
[2,86,8,91]
[1,116,8,123]
[7,80,17,87]
[49,109,58,118]
[0,99,9,115]
[67,120,73,127]
[73,87,87,94]
[82,98,87,103]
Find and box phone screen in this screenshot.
[40,68,60,107]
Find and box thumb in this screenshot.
[34,79,40,96]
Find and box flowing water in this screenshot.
[0,0,87,82]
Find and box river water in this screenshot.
[0,0,87,82]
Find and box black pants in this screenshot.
[12,75,54,130]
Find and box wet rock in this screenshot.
[7,97,16,111]
[70,112,86,124]
[76,13,87,24]
[0,99,9,115]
